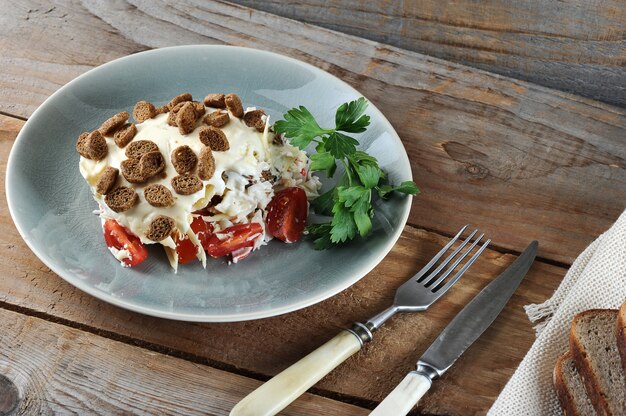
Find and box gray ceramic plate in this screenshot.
[6,46,412,322]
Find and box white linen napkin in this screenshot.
[488,209,626,415]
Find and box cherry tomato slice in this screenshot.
[175,236,197,265]
[265,187,308,243]
[103,219,148,267]
[205,223,263,258]
[191,216,212,249]
[175,217,213,264]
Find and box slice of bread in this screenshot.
[570,309,626,416]
[554,352,597,416]
[618,301,626,376]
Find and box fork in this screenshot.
[230,225,490,416]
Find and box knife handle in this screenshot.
[369,371,432,416]
[230,330,363,416]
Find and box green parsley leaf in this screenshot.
[354,164,382,189]
[336,186,372,237]
[377,181,420,199]
[336,186,364,205]
[309,152,337,177]
[330,202,357,243]
[306,223,334,250]
[377,185,393,199]
[312,187,335,216]
[353,209,372,237]
[273,97,419,250]
[274,106,330,149]
[324,132,359,159]
[335,97,371,133]
[350,151,378,166]
[313,232,334,250]
[337,186,369,212]
[394,181,420,195]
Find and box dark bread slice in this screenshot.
[203,93,225,108]
[167,102,185,127]
[225,93,243,118]
[176,102,197,135]
[85,131,108,160]
[171,174,202,195]
[554,352,597,416]
[197,147,216,180]
[192,101,206,117]
[199,126,229,151]
[570,309,626,416]
[75,132,90,158]
[95,167,118,195]
[120,159,146,184]
[618,301,626,376]
[125,140,158,159]
[167,93,192,110]
[113,123,137,148]
[243,109,266,132]
[145,215,175,241]
[133,101,157,123]
[138,151,165,178]
[171,145,197,174]
[105,186,138,213]
[98,112,129,135]
[203,110,230,127]
[143,184,174,207]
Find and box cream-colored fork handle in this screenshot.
[230,330,362,416]
[370,371,431,416]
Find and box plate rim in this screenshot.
[5,45,413,322]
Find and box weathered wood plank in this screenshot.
[231,0,626,107]
[1,114,563,415]
[0,308,369,415]
[0,0,625,263]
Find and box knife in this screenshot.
[370,240,538,416]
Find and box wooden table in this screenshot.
[1,2,625,415]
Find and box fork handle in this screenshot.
[370,371,432,416]
[230,330,362,416]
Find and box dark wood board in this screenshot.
[231,0,626,107]
[1,1,625,414]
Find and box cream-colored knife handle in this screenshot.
[369,371,432,416]
[230,330,362,416]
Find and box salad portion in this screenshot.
[76,93,418,271]
[77,93,320,270]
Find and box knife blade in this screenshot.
[371,240,538,416]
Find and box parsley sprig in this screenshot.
[274,98,419,250]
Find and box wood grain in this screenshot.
[1,114,563,415]
[1,1,625,414]
[231,0,626,108]
[0,308,368,415]
[0,0,624,264]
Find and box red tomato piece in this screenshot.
[103,219,148,267]
[175,217,212,265]
[265,187,308,243]
[190,216,212,249]
[175,236,197,265]
[205,223,263,258]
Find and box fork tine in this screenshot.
[433,238,491,294]
[425,233,485,288]
[418,228,478,283]
[412,225,468,282]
